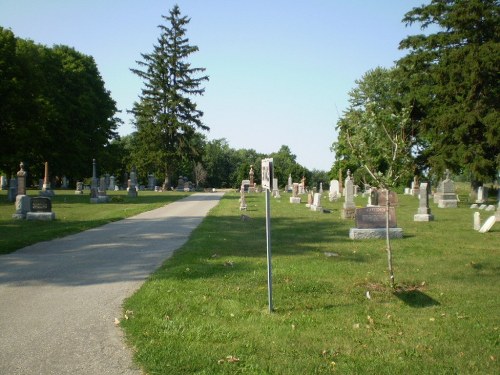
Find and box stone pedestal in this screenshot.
[290,197,301,204]
[349,228,403,239]
[12,195,31,219]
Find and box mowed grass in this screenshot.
[0,189,190,254]
[121,191,499,375]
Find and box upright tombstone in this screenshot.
[411,176,420,197]
[290,183,301,204]
[368,188,379,206]
[272,178,280,198]
[349,206,403,239]
[7,178,17,202]
[299,176,306,195]
[306,191,314,208]
[108,175,116,191]
[319,182,323,194]
[241,179,250,193]
[248,165,255,193]
[12,194,31,220]
[438,169,458,208]
[476,186,488,204]
[341,170,356,219]
[27,196,55,221]
[414,182,434,221]
[148,174,155,190]
[128,168,138,197]
[287,174,292,192]
[90,159,98,199]
[16,162,27,196]
[0,175,7,190]
[378,189,398,207]
[75,181,84,195]
[40,161,55,197]
[310,193,323,212]
[473,211,481,231]
[329,179,340,202]
[239,188,247,210]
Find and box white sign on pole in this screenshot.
[261,158,273,190]
[261,158,274,312]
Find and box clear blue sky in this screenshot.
[0,0,426,171]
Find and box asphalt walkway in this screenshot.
[0,192,224,375]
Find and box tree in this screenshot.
[130,5,209,189]
[332,67,417,188]
[398,0,500,184]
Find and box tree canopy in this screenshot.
[397,0,500,183]
[130,5,209,189]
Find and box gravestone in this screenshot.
[378,189,399,207]
[306,191,313,208]
[241,179,250,193]
[128,169,138,197]
[368,188,379,206]
[310,193,322,212]
[40,161,55,197]
[248,166,255,193]
[329,179,339,202]
[476,186,488,204]
[290,183,301,204]
[473,212,481,231]
[12,195,31,220]
[272,178,280,198]
[287,174,292,192]
[75,181,84,195]
[319,182,323,194]
[0,176,7,190]
[479,215,496,233]
[414,182,434,221]
[108,175,116,191]
[26,196,55,220]
[239,189,247,210]
[148,174,155,190]
[349,206,403,239]
[438,170,458,208]
[61,176,69,189]
[411,176,420,197]
[16,162,27,196]
[8,178,17,202]
[299,176,306,195]
[341,170,356,219]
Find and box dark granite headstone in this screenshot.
[30,197,52,212]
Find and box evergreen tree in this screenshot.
[398,0,499,183]
[130,5,209,189]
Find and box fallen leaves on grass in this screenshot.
[218,355,240,364]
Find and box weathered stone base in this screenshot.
[310,205,322,212]
[438,199,457,208]
[349,228,404,239]
[414,214,434,222]
[26,212,56,221]
[290,197,301,204]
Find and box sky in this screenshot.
[0,0,427,171]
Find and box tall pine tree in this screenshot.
[130,5,208,189]
[397,0,499,184]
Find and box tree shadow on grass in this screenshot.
[393,286,440,308]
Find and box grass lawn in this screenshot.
[121,191,499,374]
[0,189,190,255]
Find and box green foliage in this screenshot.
[130,5,209,189]
[332,67,417,188]
[0,27,119,182]
[397,0,500,183]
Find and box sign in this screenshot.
[261,158,273,190]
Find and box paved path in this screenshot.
[0,192,224,375]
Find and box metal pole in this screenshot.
[265,188,273,312]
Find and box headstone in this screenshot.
[91,159,98,189]
[12,195,31,220]
[329,179,339,202]
[438,169,458,208]
[148,174,155,190]
[485,205,495,211]
[470,204,479,209]
[241,179,250,193]
[8,178,17,202]
[404,187,411,195]
[473,212,481,231]
[239,189,247,210]
[349,206,403,239]
[61,176,69,189]
[377,189,399,207]
[319,182,323,194]
[414,182,434,221]
[272,178,280,198]
[479,204,487,210]
[479,215,496,233]
[108,175,116,191]
[310,193,322,212]
[290,183,301,204]
[342,170,356,219]
[368,188,379,206]
[299,176,306,194]
[248,166,255,193]
[476,186,488,204]
[27,196,55,220]
[411,176,420,197]
[75,181,84,195]
[306,191,313,208]
[287,174,292,192]
[128,169,138,197]
[16,162,27,196]
[40,161,55,197]
[0,175,7,190]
